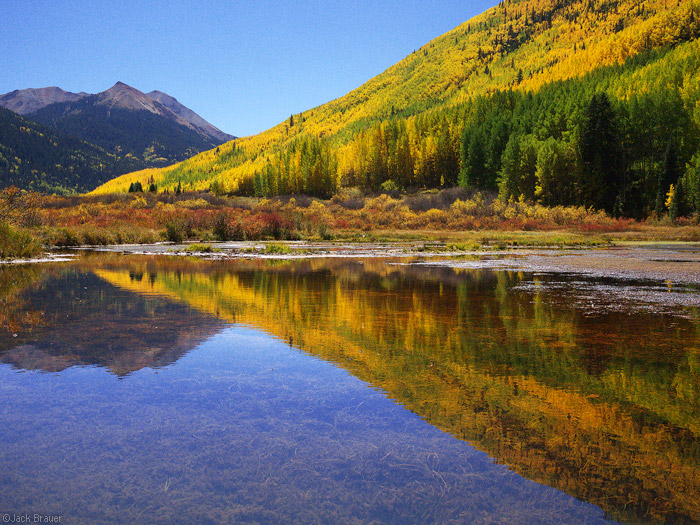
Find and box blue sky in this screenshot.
[2,1,497,137]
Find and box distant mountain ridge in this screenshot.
[0,86,88,115]
[0,82,236,193]
[0,82,234,144]
[147,89,233,144]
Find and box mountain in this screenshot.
[0,106,142,193]
[147,89,233,144]
[0,86,89,115]
[0,82,236,192]
[22,82,234,165]
[0,82,233,144]
[95,0,700,218]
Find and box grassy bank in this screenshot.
[1,187,699,256]
[0,221,42,259]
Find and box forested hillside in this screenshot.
[96,0,700,218]
[0,107,143,193]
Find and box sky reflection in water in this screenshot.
[0,326,611,523]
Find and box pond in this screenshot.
[1,249,699,523]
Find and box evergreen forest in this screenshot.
[0,107,144,194]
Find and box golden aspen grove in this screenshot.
[94,0,700,220]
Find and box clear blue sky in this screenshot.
[1,1,497,137]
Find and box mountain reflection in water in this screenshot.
[1,254,698,523]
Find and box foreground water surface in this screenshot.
[1,250,699,523]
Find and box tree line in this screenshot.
[246,43,700,219]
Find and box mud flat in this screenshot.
[421,243,700,284]
[82,241,700,283]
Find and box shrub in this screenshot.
[175,198,210,209]
[164,218,193,243]
[449,199,478,215]
[55,228,81,247]
[212,211,246,241]
[185,243,217,253]
[258,212,296,239]
[331,187,365,209]
[0,221,41,259]
[80,228,115,245]
[264,243,291,254]
[380,179,401,195]
[405,187,470,212]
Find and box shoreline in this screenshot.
[6,239,700,287]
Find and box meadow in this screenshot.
[2,185,698,259]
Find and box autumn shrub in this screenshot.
[0,221,42,259]
[301,201,334,238]
[235,214,263,240]
[335,196,365,210]
[331,187,365,210]
[111,227,159,245]
[0,187,43,227]
[53,228,82,247]
[213,211,245,241]
[405,187,471,212]
[423,208,448,226]
[80,228,117,245]
[164,218,194,243]
[405,193,437,213]
[379,180,402,196]
[258,212,296,240]
[365,194,402,212]
[449,199,478,216]
[175,198,210,209]
[276,194,312,208]
[129,196,149,210]
[578,216,635,232]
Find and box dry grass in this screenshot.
[2,187,699,252]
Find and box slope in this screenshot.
[147,90,234,144]
[0,106,143,193]
[94,0,700,216]
[26,82,230,167]
[0,86,89,115]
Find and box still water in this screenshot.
[0,253,698,523]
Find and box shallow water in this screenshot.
[1,251,699,523]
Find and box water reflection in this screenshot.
[0,266,225,375]
[1,254,699,523]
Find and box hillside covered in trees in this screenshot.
[0,107,144,194]
[96,0,700,218]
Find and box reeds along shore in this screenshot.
[1,186,699,258]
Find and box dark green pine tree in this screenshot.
[578,92,623,212]
[656,139,681,217]
[669,177,686,220]
[459,129,488,189]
